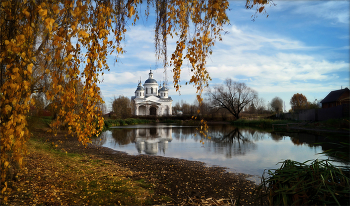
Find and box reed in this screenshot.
[257,159,350,206]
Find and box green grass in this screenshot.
[232,119,295,129]
[104,118,150,128]
[256,159,350,206]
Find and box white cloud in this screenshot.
[102,72,137,85]
[292,1,350,24]
[204,24,348,94]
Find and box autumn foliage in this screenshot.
[0,0,271,200]
[290,93,308,110]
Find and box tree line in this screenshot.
[112,78,322,120]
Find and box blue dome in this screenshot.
[136,85,144,91]
[159,87,168,91]
[145,79,157,84]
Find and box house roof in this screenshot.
[320,88,349,103]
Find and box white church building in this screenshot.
[131,70,172,116]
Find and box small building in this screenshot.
[131,70,172,116]
[320,88,350,108]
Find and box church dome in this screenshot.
[145,79,157,84]
[135,82,144,91]
[159,82,168,91]
[159,86,168,91]
[136,85,144,91]
[144,70,157,84]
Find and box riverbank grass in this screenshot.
[232,119,293,129]
[6,137,154,205]
[258,159,350,206]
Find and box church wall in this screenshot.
[138,105,147,115]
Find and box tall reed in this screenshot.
[256,159,349,205]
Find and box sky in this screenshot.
[98,0,350,112]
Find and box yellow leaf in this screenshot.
[19,157,22,166]
[45,69,50,74]
[4,161,9,168]
[5,40,9,45]
[39,9,47,17]
[5,105,12,113]
[13,67,19,73]
[79,30,89,38]
[45,18,55,31]
[27,63,33,74]
[129,6,134,18]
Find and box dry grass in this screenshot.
[5,138,153,205]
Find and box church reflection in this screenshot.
[134,127,173,155]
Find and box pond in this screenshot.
[92,123,349,182]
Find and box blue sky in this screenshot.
[98,1,349,111]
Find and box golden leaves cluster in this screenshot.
[0,0,271,200]
[153,0,230,100]
[0,0,126,196]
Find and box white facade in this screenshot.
[131,70,172,116]
[135,127,173,154]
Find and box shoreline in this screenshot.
[48,130,264,205]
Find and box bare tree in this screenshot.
[253,97,266,114]
[207,79,258,120]
[270,96,283,113]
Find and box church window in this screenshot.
[151,88,153,94]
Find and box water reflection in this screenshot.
[134,127,172,155]
[207,127,256,157]
[93,124,349,179]
[93,125,337,157]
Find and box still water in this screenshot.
[92,124,348,181]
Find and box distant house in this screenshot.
[320,88,350,108]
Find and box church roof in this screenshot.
[136,85,144,91]
[145,79,157,83]
[159,86,168,91]
[135,82,144,91]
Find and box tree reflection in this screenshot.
[207,127,257,158]
[111,129,135,145]
[91,131,108,146]
[172,127,199,142]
